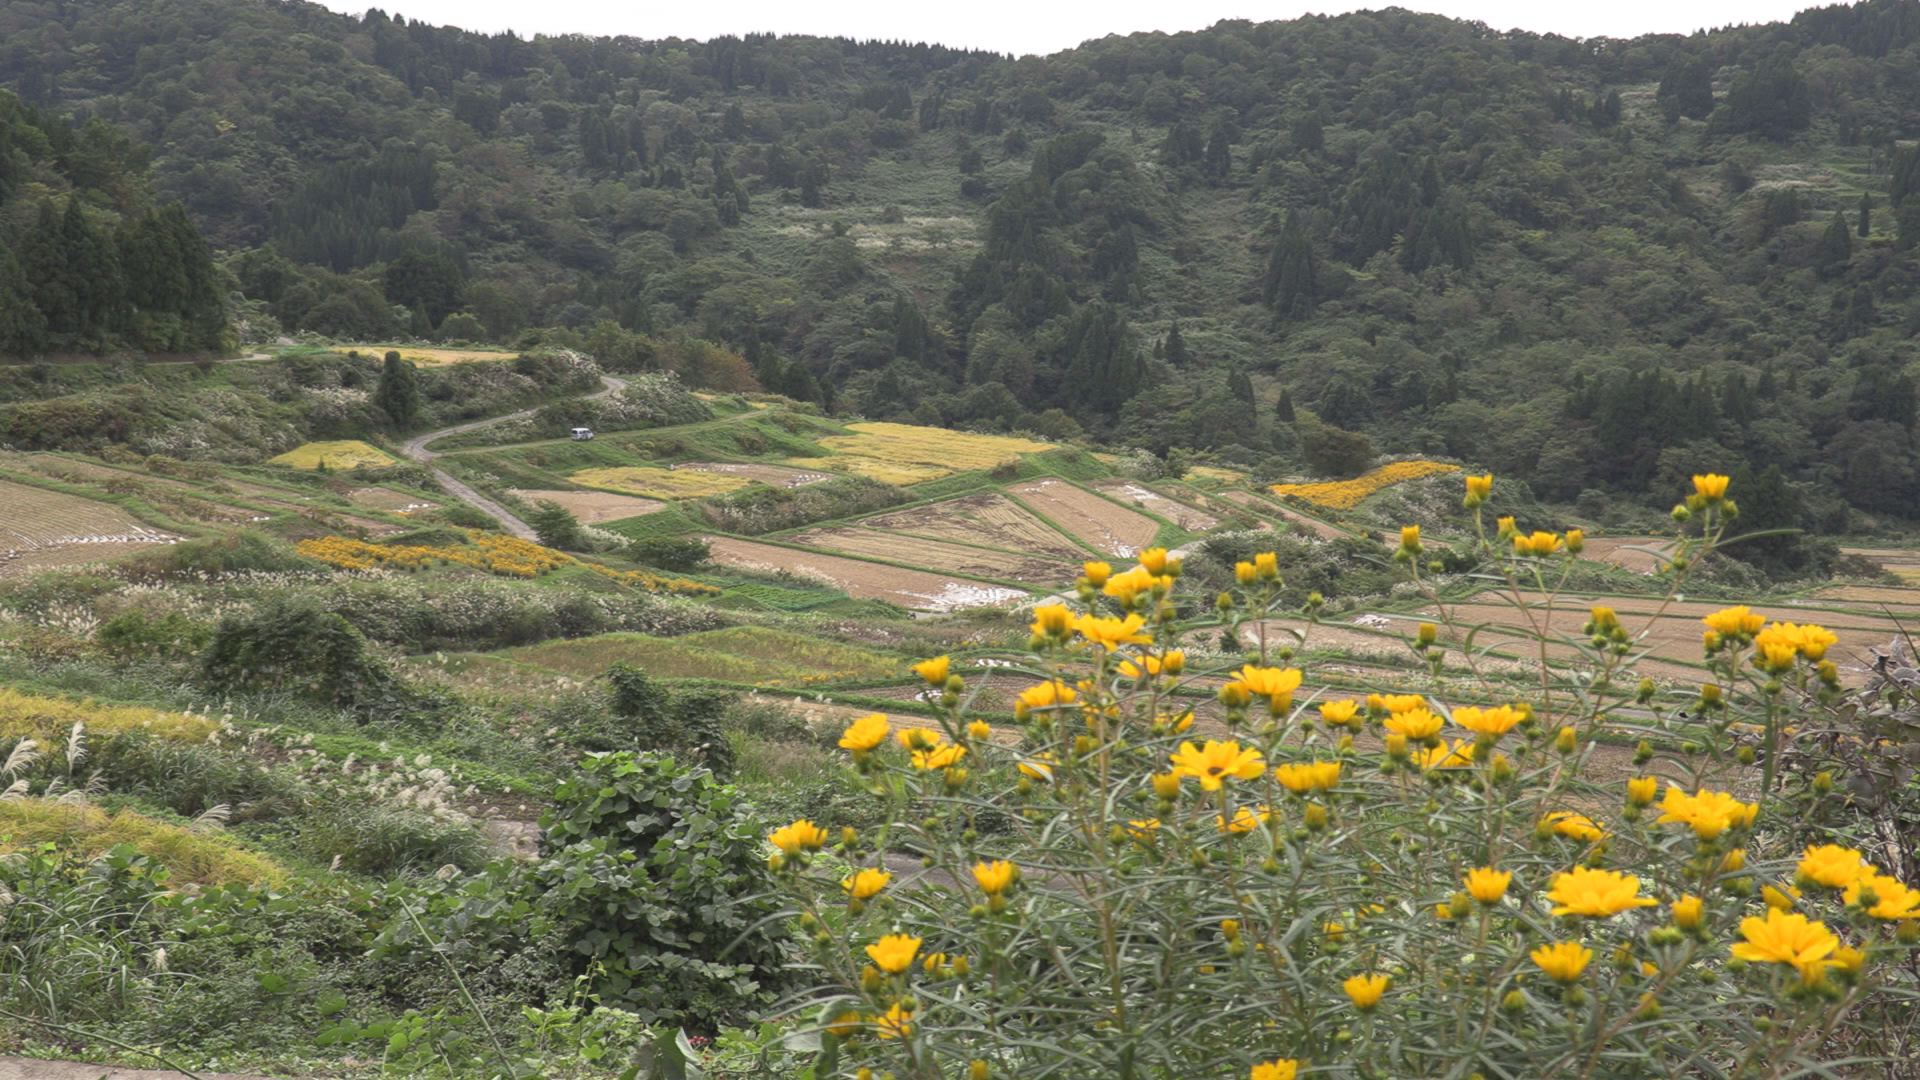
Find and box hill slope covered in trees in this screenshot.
[2,0,1920,521]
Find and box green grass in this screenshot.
[501,625,903,685]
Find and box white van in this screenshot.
[569,427,594,441]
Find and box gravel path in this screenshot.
[0,1058,280,1079]
[397,368,626,541]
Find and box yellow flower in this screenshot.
[1415,739,1477,770]
[1546,867,1659,917]
[1464,866,1512,904]
[1251,1061,1300,1080]
[1655,787,1758,839]
[1170,739,1266,791]
[1626,775,1658,806]
[1692,473,1730,501]
[1496,515,1517,536]
[1125,818,1161,837]
[1343,973,1389,1010]
[912,655,951,685]
[839,713,891,753]
[1236,560,1259,584]
[911,743,966,770]
[826,1011,864,1039]
[1844,871,1920,920]
[1512,530,1564,557]
[1833,946,1866,974]
[1702,605,1765,638]
[874,1001,913,1039]
[1216,805,1273,834]
[1378,693,1426,715]
[972,860,1017,895]
[1319,699,1362,729]
[1102,565,1168,606]
[1014,680,1077,719]
[1018,752,1059,782]
[768,819,829,855]
[1233,665,1303,703]
[1273,760,1342,794]
[865,933,922,974]
[1074,612,1153,651]
[967,720,993,741]
[1118,652,1181,679]
[1451,705,1523,737]
[1384,708,1444,740]
[1254,551,1279,578]
[843,868,893,900]
[1763,884,1798,911]
[1081,561,1112,587]
[1722,848,1747,873]
[1730,908,1840,982]
[1564,528,1585,553]
[898,726,946,752]
[1031,603,1076,638]
[1399,524,1422,551]
[1152,709,1195,735]
[1542,811,1607,843]
[1589,606,1620,633]
[1464,473,1493,501]
[1150,771,1182,799]
[1530,941,1593,983]
[1756,621,1837,663]
[1139,547,1171,574]
[1798,844,1874,890]
[1672,894,1704,930]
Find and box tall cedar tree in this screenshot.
[375,351,421,428]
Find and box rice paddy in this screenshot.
[268,440,397,470]
[569,465,753,499]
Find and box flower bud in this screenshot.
[1502,989,1527,1014]
[1813,771,1834,794]
[1636,678,1656,704]
[1305,803,1330,831]
[1416,622,1439,647]
[1152,772,1182,800]
[1555,727,1577,755]
[969,1062,989,1080]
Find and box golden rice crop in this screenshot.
[267,440,397,470]
[782,456,952,485]
[296,531,716,594]
[1271,459,1461,509]
[569,466,752,500]
[817,422,1055,471]
[0,688,218,745]
[0,799,285,887]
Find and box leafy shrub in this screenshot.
[528,500,586,550]
[699,475,907,535]
[96,608,212,660]
[293,576,722,651]
[628,534,710,571]
[596,663,736,775]
[200,596,406,713]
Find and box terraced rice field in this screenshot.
[347,487,437,513]
[1806,584,1920,617]
[815,422,1055,475]
[507,488,665,523]
[786,524,1072,584]
[338,346,516,366]
[704,536,1028,611]
[1090,480,1218,531]
[1008,479,1159,557]
[1843,546,1920,583]
[501,626,901,684]
[859,493,1086,561]
[569,466,751,499]
[0,478,179,575]
[268,440,397,470]
[1184,466,1250,486]
[1271,460,1460,510]
[1218,490,1345,538]
[673,462,829,487]
[782,456,950,485]
[1579,536,1674,574]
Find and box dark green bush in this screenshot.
[200,597,407,714]
[96,609,212,660]
[627,534,710,571]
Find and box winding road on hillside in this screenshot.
[398,372,627,541]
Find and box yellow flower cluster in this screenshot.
[1271,459,1461,510]
[296,531,715,594]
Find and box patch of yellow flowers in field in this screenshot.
[764,472,1918,1079]
[296,530,715,594]
[1270,459,1461,510]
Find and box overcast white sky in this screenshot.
[318,1,1821,56]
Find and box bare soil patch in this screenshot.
[1219,490,1346,539]
[1008,479,1159,557]
[1090,480,1218,531]
[788,524,1072,584]
[0,479,179,577]
[703,536,1029,611]
[861,493,1085,560]
[507,488,664,524]
[1579,536,1674,574]
[673,461,830,487]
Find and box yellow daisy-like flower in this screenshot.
[1318,699,1362,729]
[967,720,992,741]
[1495,515,1517,536]
[1273,760,1342,794]
[1730,908,1840,983]
[839,713,891,753]
[1081,560,1112,587]
[1030,602,1076,637]
[1377,693,1426,715]
[911,743,966,770]
[1672,894,1704,930]
[1798,844,1874,890]
[1399,524,1422,551]
[1254,551,1279,578]
[1414,739,1477,770]
[865,933,922,974]
[1233,664,1303,702]
[897,726,946,752]
[1542,811,1607,843]
[1018,751,1059,782]
[767,819,829,855]
[1170,739,1266,791]
[1464,473,1493,501]
[1626,775,1658,806]
[1546,866,1659,918]
[1102,565,1168,606]
[1655,787,1758,840]
[825,1011,864,1039]
[1118,651,1183,679]
[1384,707,1444,740]
[1250,1061,1300,1080]
[1756,621,1838,663]
[1138,547,1172,574]
[1529,941,1593,983]
[843,868,893,900]
[1589,606,1620,633]
[1125,818,1162,837]
[1692,473,1730,501]
[1702,605,1765,639]
[1151,709,1195,735]
[1075,612,1153,652]
[912,655,951,685]
[1844,871,1920,920]
[1513,530,1565,557]
[1014,680,1077,719]
[972,859,1017,895]
[1451,705,1523,737]
[1216,804,1274,834]
[874,1001,913,1039]
[1465,866,1512,904]
[1343,973,1389,1010]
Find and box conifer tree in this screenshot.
[375,350,421,428]
[1858,192,1872,236]
[1264,211,1317,320]
[1819,211,1853,277]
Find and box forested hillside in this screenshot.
[2,0,1920,518]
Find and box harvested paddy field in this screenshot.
[673,462,829,487]
[787,524,1072,584]
[1579,536,1674,574]
[1008,479,1159,557]
[0,478,179,575]
[1843,546,1920,582]
[704,536,1028,611]
[507,488,664,523]
[859,493,1086,560]
[1218,490,1346,538]
[346,487,437,513]
[1089,480,1218,531]
[1804,584,1920,616]
[569,465,751,500]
